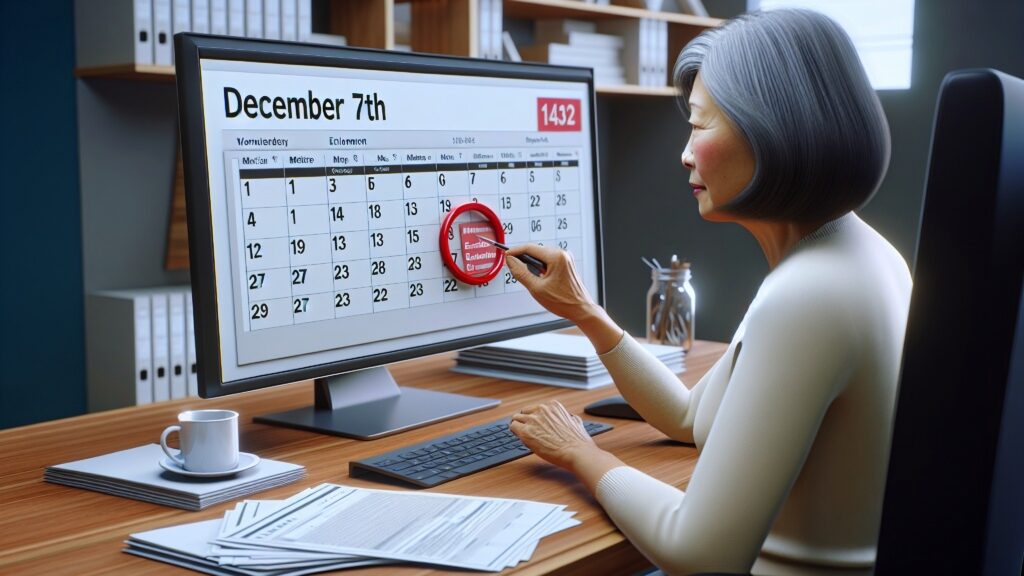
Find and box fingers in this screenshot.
[512,402,571,421]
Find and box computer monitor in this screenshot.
[174,34,603,439]
[875,69,1024,574]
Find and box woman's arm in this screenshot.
[599,333,717,444]
[515,279,855,574]
[592,285,854,575]
[506,245,707,439]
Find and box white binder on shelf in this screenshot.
[171,0,190,63]
[73,0,154,67]
[172,0,191,35]
[153,0,173,65]
[136,0,154,65]
[663,19,671,86]
[168,290,188,400]
[297,0,312,42]
[228,0,245,36]
[151,293,171,402]
[191,0,210,33]
[245,0,263,38]
[262,0,281,39]
[490,0,502,60]
[281,0,297,41]
[651,19,661,86]
[210,0,228,35]
[651,19,660,86]
[647,19,657,86]
[477,0,490,59]
[85,290,154,411]
[186,291,198,397]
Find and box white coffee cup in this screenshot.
[160,409,240,473]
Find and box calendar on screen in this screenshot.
[195,57,598,384]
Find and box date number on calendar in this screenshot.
[537,98,581,132]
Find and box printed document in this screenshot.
[217,483,574,571]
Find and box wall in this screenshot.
[0,0,86,428]
[601,0,1024,343]
[5,0,1022,428]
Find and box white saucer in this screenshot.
[159,452,261,478]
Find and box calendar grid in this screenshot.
[235,147,582,332]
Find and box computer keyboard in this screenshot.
[350,418,613,488]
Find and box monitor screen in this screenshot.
[175,35,602,437]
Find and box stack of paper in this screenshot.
[453,333,685,389]
[45,444,305,511]
[521,19,627,86]
[125,483,581,574]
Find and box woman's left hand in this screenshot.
[509,401,602,471]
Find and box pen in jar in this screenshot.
[477,237,548,276]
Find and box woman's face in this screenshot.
[681,73,755,221]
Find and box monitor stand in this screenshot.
[253,367,500,439]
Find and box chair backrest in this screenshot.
[875,69,1024,575]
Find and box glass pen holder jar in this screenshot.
[646,264,695,351]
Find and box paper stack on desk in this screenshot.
[45,444,305,511]
[453,332,685,389]
[124,483,581,574]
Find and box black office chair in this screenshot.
[875,69,1024,575]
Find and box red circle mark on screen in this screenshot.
[439,202,506,285]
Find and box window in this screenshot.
[749,0,915,90]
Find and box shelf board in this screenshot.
[75,64,175,81]
[597,84,678,96]
[76,64,679,96]
[504,0,722,27]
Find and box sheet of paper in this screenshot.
[128,516,389,575]
[218,483,573,571]
[127,483,580,573]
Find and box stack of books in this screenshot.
[44,444,305,511]
[453,332,684,389]
[521,20,627,86]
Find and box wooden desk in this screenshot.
[0,341,726,575]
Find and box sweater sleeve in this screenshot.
[594,283,856,575]
[598,333,715,444]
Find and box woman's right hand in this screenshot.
[505,244,600,324]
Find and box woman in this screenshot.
[506,9,912,576]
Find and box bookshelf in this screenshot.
[71,62,681,96]
[505,0,719,26]
[73,0,719,95]
[74,64,175,81]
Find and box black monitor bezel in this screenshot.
[174,33,604,399]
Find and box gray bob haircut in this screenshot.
[675,9,891,223]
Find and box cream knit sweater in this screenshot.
[594,213,911,575]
